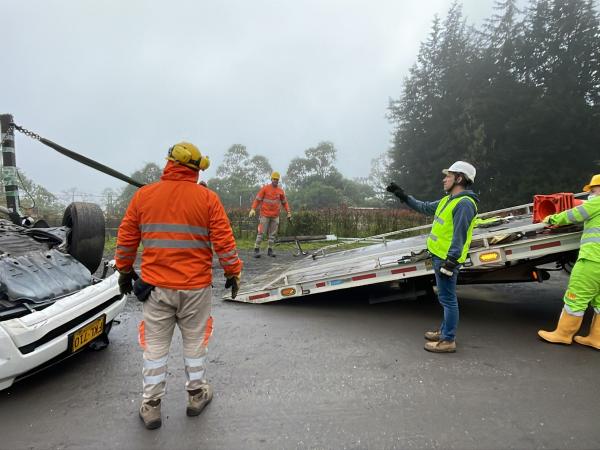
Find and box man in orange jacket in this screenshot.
[249,171,291,257]
[115,142,242,430]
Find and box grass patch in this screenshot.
[103,236,372,256]
[236,238,333,252]
[105,236,117,253]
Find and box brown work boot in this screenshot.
[424,329,441,341]
[139,399,162,430]
[424,340,456,353]
[267,248,276,257]
[187,384,213,417]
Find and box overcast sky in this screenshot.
[2,0,524,200]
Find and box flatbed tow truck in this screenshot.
[225,197,584,304]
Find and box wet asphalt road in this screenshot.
[1,251,600,450]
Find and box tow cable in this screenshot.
[6,123,144,188]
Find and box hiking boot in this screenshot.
[253,247,261,258]
[139,399,162,430]
[187,384,213,417]
[424,340,456,353]
[267,248,276,257]
[424,329,441,341]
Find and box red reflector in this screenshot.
[249,292,270,301]
[531,241,561,251]
[352,273,376,281]
[316,282,326,288]
[391,266,417,275]
[505,250,512,255]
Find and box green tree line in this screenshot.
[106,142,384,217]
[388,0,600,209]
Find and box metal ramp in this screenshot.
[227,200,583,303]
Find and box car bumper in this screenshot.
[0,273,127,390]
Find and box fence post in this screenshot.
[0,113,21,223]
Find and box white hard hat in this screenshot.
[443,161,476,183]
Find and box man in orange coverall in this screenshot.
[249,171,292,258]
[115,142,243,430]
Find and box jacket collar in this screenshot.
[160,160,199,183]
[449,189,479,203]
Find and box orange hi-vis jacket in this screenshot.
[115,161,242,290]
[251,183,291,218]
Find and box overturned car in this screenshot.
[0,202,126,390]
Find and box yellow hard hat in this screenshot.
[167,142,210,171]
[271,171,281,180]
[583,174,600,192]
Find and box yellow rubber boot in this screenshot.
[574,313,600,350]
[538,311,583,344]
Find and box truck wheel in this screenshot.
[560,251,578,274]
[62,202,105,274]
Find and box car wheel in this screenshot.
[62,202,105,274]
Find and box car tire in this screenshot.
[62,202,105,274]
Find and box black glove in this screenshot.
[385,182,409,202]
[439,258,459,277]
[225,274,241,299]
[118,269,138,295]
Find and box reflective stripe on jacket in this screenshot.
[427,195,478,263]
[549,197,600,263]
[251,184,290,218]
[115,161,242,289]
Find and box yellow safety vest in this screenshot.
[427,195,478,263]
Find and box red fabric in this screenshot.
[251,183,291,218]
[115,161,242,289]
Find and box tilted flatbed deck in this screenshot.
[226,201,582,303]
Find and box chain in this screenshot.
[0,124,15,147]
[1,123,43,148]
[11,123,42,141]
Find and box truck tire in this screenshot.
[62,202,105,274]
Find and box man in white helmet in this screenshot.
[386,161,479,353]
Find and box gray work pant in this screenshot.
[138,286,212,401]
[254,216,279,249]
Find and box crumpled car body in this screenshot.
[0,203,126,390]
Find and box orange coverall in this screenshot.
[115,160,242,402]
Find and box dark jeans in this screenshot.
[432,256,460,341]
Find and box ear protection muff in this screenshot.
[198,155,210,171]
[168,144,192,163]
[167,142,210,171]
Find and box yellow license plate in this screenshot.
[70,315,106,353]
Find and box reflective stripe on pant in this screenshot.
[432,256,460,341]
[138,286,213,400]
[563,258,600,315]
[255,216,279,248]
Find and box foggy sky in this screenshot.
[2,0,524,200]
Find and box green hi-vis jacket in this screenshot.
[549,197,600,263]
[427,195,478,263]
